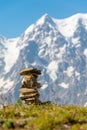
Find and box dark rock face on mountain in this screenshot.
[0,13,87,106]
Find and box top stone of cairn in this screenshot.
[20,68,41,76]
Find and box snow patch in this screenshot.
[24,24,34,35]
[53,18,77,37]
[59,82,69,89]
[4,38,20,73]
[47,61,58,81]
[77,93,80,97]
[57,44,66,59]
[0,78,14,94]
[72,37,81,48]
[83,49,87,57]
[41,84,48,90]
[64,66,74,77]
[75,71,80,80]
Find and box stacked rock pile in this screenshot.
[19,68,42,105]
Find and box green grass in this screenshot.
[0,103,87,129]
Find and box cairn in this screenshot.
[19,68,42,105]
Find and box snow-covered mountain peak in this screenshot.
[24,13,52,34]
[68,13,87,20]
[23,14,57,44]
[52,13,87,37]
[1,13,87,106]
[36,13,53,25]
[24,14,52,37]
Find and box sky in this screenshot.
[0,0,87,38]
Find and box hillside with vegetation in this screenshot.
[0,103,87,130]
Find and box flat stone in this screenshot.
[20,68,41,76]
[25,98,36,101]
[20,93,39,100]
[24,98,40,104]
[19,88,37,94]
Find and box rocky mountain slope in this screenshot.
[0,13,87,106]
